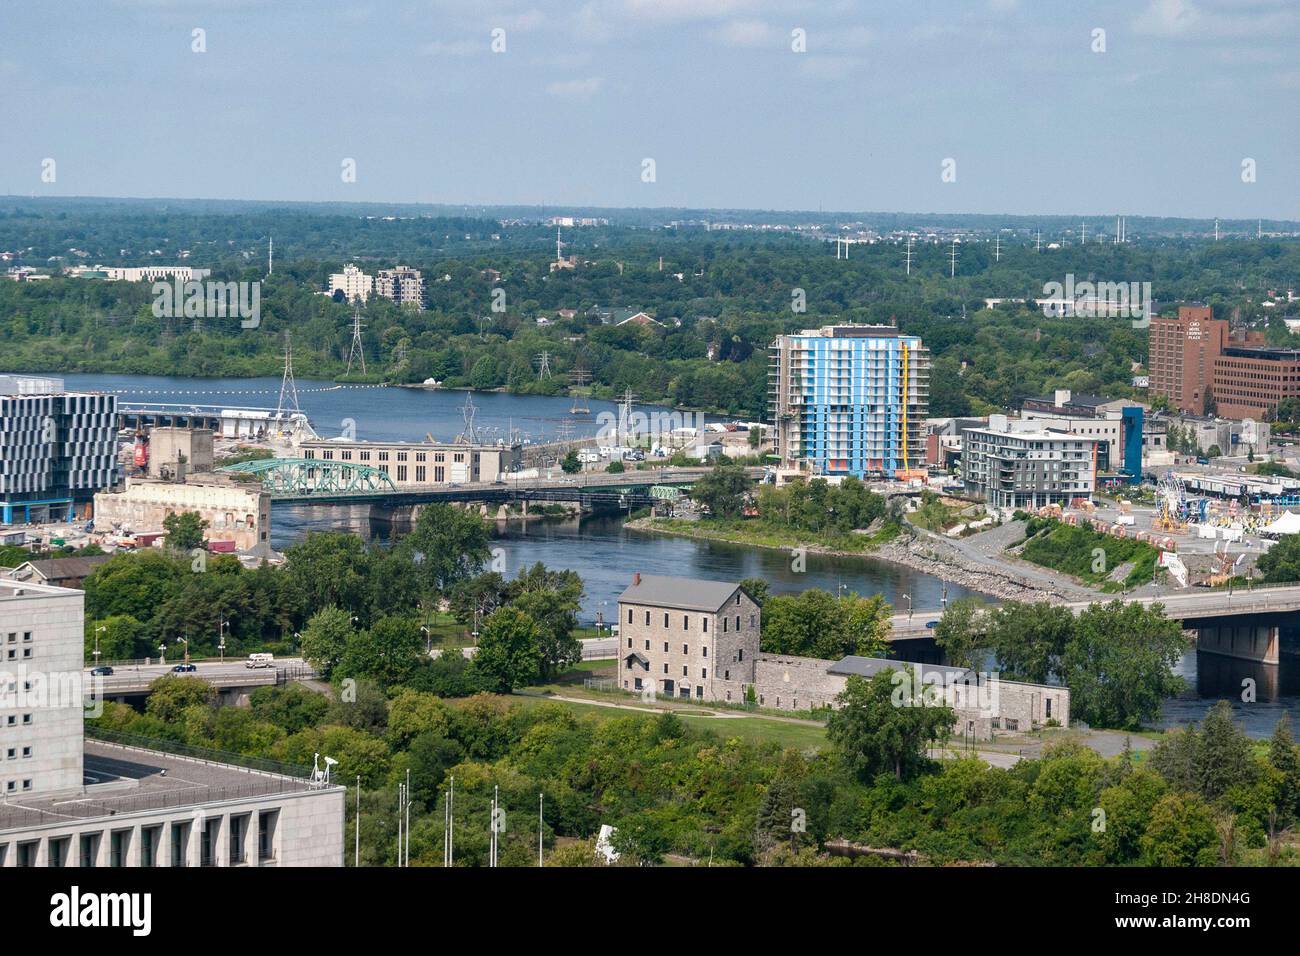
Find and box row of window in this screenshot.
[3,810,279,867]
[307,448,465,464]
[624,609,754,633]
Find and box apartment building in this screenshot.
[769,324,929,480]
[962,415,1098,510]
[1020,389,1145,477]
[1147,306,1228,415]
[328,263,373,303]
[617,574,761,701]
[374,266,425,310]
[0,375,118,525]
[298,439,520,486]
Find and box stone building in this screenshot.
[617,574,1070,738]
[93,475,271,553]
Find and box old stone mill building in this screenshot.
[616,574,1069,738]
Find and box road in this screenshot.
[85,657,311,693]
[889,582,1300,639]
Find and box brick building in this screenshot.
[1147,306,1228,415]
[1213,346,1300,419]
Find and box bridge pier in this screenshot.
[1195,621,1280,665]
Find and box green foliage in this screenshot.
[755,477,885,535]
[470,607,542,692]
[1019,517,1159,590]
[299,606,354,678]
[761,589,891,660]
[560,450,581,474]
[826,669,953,782]
[162,510,208,551]
[690,458,751,519]
[1258,532,1300,583]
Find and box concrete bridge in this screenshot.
[87,659,316,702]
[887,584,1300,665]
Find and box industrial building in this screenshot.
[298,439,520,487]
[768,324,929,480]
[0,375,118,525]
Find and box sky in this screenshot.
[2,0,1297,218]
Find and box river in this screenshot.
[41,373,1300,736]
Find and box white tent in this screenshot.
[1262,510,1300,536]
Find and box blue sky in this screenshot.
[2,0,1296,217]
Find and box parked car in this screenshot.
[89,665,114,676]
[172,662,197,673]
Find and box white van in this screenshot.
[245,652,275,669]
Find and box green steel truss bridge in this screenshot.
[216,458,744,507]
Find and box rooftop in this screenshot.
[618,574,745,612]
[0,737,322,834]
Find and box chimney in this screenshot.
[1054,388,1071,408]
[633,572,641,586]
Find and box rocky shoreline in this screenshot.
[626,517,1083,603]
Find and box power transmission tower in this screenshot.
[457,392,478,444]
[346,306,367,376]
[1080,221,1086,245]
[569,362,591,414]
[904,235,914,275]
[268,235,273,276]
[275,332,301,418]
[994,235,1001,262]
[949,240,958,278]
[534,350,552,380]
[1036,229,1042,252]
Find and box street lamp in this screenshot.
[218,617,230,663]
[178,636,189,663]
[421,625,431,654]
[902,593,913,621]
[158,642,167,664]
[94,625,106,666]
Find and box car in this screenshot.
[925,620,939,630]
[89,665,114,676]
[172,662,197,673]
[1196,457,1209,465]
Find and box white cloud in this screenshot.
[715,19,779,48]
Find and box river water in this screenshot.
[41,373,1300,737]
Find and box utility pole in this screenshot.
[1036,229,1042,253]
[949,240,957,278]
[538,792,544,867]
[1080,221,1086,245]
[993,235,1000,262]
[355,775,361,867]
[904,235,914,275]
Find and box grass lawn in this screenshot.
[509,689,828,751]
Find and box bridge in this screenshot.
[87,659,317,700]
[216,458,746,507]
[887,583,1300,665]
[117,402,315,440]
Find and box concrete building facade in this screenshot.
[1148,306,1228,416]
[328,263,373,303]
[0,580,85,796]
[93,476,271,552]
[374,266,425,310]
[769,324,929,480]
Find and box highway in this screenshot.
[887,583,1300,640]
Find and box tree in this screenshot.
[560,450,581,474]
[826,669,953,781]
[85,614,143,663]
[470,607,542,692]
[691,458,750,519]
[145,674,215,723]
[84,550,187,623]
[337,615,426,687]
[510,575,583,679]
[402,503,491,596]
[1258,533,1300,583]
[1060,602,1187,730]
[1196,701,1258,801]
[933,597,987,670]
[987,601,1074,684]
[282,533,374,622]
[299,606,354,679]
[1140,793,1219,866]
[1268,713,1300,825]
[162,510,208,551]
[761,589,890,660]
[606,459,624,473]
[738,577,769,608]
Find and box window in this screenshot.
[47,837,68,868]
[702,618,708,633]
[682,644,688,655]
[110,830,129,868]
[17,841,37,867]
[633,677,642,690]
[1045,698,1052,719]
[627,609,632,624]
[662,663,668,674]
[663,613,668,627]
[79,833,99,867]
[683,615,689,630]
[696,686,703,698]
[626,638,631,649]
[171,823,188,867]
[722,617,728,633]
[644,611,649,625]
[702,646,707,658]
[258,811,278,863]
[735,616,740,631]
[644,640,649,650]
[230,815,248,865]
[140,826,160,868]
[738,649,744,662]
[201,818,221,867]
[663,642,668,652]
[682,665,688,676]
[701,668,707,679]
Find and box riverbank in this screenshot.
[626,516,1092,603]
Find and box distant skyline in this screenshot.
[3,0,1297,219]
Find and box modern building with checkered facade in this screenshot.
[0,376,118,525]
